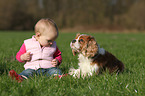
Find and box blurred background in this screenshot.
[0,0,145,32]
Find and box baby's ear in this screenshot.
[36,32,41,37]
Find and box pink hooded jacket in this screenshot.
[16,36,62,70]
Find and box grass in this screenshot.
[0,31,145,96]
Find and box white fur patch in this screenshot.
[69,54,99,78]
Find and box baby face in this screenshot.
[38,35,54,47]
[36,30,57,47]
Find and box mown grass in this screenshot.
[0,31,145,96]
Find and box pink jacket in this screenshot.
[16,36,62,70]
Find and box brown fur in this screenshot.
[92,51,124,74]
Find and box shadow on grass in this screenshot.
[0,56,13,75]
[123,68,133,74]
[61,67,69,74]
[0,56,15,75]
[0,62,9,75]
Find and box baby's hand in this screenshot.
[20,52,31,61]
[51,59,59,67]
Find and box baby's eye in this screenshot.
[79,39,84,42]
[47,40,52,43]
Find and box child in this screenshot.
[9,18,65,82]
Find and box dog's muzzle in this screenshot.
[70,39,80,50]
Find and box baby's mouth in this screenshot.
[45,44,52,47]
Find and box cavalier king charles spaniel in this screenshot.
[69,33,124,78]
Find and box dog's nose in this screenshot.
[72,39,76,43]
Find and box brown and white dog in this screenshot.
[69,33,124,78]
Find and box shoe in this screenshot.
[9,70,23,83]
[54,74,68,79]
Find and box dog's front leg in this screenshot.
[69,68,80,78]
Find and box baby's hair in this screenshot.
[35,18,58,36]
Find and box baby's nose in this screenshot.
[72,39,76,43]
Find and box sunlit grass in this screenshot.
[0,31,145,96]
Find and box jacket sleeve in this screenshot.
[53,46,62,65]
[16,43,26,62]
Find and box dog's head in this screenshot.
[70,33,98,57]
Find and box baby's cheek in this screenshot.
[41,41,48,46]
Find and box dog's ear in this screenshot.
[82,36,98,57]
[76,33,80,38]
[87,36,98,57]
[72,49,77,56]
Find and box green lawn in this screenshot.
[0,31,145,96]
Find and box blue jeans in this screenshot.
[19,67,62,79]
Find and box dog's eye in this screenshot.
[79,39,84,42]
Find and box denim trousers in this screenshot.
[19,67,62,79]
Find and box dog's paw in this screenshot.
[69,68,80,78]
[68,68,76,75]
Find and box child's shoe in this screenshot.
[9,70,23,83]
[54,74,68,79]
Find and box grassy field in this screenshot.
[0,31,145,96]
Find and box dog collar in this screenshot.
[98,45,105,55]
[92,44,105,59]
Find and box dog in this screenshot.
[69,33,124,78]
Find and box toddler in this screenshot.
[9,18,65,82]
